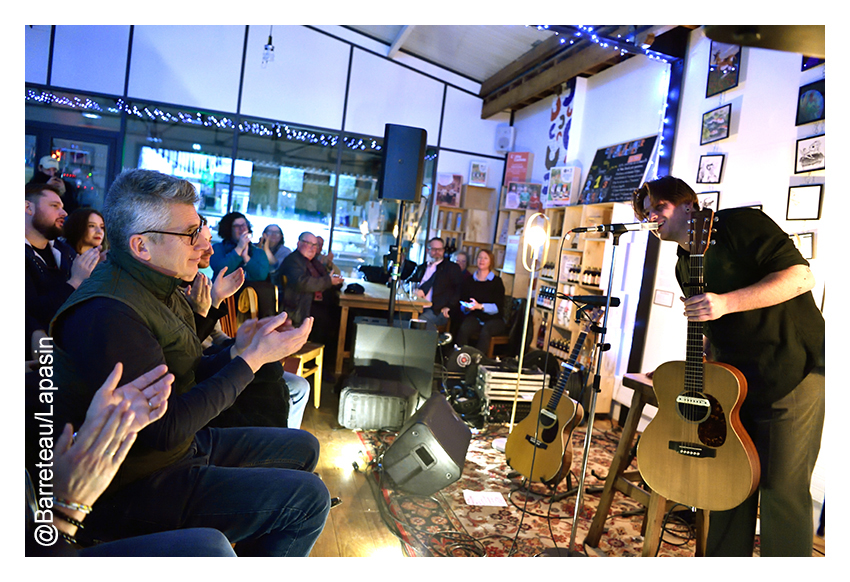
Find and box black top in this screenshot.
[460,272,506,323]
[675,208,824,407]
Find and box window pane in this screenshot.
[122,100,237,229]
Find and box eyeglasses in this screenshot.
[138,223,205,246]
[427,246,444,252]
[299,239,318,247]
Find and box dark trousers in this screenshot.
[455,315,507,353]
[86,426,330,557]
[706,368,824,556]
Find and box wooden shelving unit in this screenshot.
[432,184,498,263]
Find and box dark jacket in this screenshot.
[279,250,334,326]
[412,259,463,313]
[25,238,77,356]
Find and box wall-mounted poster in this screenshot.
[795,134,825,174]
[796,79,825,126]
[435,173,462,207]
[505,182,542,211]
[469,161,488,187]
[546,166,581,207]
[701,103,732,145]
[578,135,658,204]
[707,41,741,97]
[698,191,720,212]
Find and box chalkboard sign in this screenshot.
[578,135,659,204]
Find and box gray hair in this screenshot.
[103,169,199,253]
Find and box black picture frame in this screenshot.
[706,41,741,98]
[790,232,815,260]
[795,79,825,126]
[701,103,732,145]
[697,154,725,184]
[794,134,825,174]
[697,191,720,212]
[786,184,823,220]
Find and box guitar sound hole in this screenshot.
[676,391,711,423]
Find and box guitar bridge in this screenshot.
[669,441,717,458]
[524,435,549,450]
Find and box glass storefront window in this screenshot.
[122,100,238,233]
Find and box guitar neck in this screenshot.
[546,328,589,410]
[685,252,705,390]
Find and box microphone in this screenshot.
[560,294,621,308]
[571,222,658,233]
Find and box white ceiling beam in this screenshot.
[388,25,415,58]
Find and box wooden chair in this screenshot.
[283,342,325,409]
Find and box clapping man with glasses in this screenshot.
[50,169,330,557]
[279,231,343,328]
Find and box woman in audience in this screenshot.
[259,223,291,272]
[26,362,235,556]
[63,208,108,262]
[210,212,270,282]
[455,249,507,352]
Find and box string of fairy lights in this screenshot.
[530,25,676,64]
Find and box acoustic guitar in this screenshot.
[504,309,599,486]
[636,209,760,511]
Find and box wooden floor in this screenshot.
[301,379,825,558]
[303,380,406,558]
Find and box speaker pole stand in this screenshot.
[387,200,406,327]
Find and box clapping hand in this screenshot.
[187,273,212,317]
[211,266,245,309]
[85,362,173,436]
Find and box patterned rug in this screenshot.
[357,417,711,557]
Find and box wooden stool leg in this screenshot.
[641,490,668,557]
[694,509,709,557]
[313,350,323,409]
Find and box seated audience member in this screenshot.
[50,169,330,557]
[28,155,79,213]
[453,251,473,282]
[411,237,462,330]
[280,232,343,327]
[188,222,311,430]
[25,183,99,358]
[26,361,235,557]
[210,211,270,283]
[62,207,108,264]
[455,249,507,352]
[316,236,341,276]
[259,223,291,272]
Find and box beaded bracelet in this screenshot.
[54,509,85,529]
[53,497,93,514]
[59,531,81,546]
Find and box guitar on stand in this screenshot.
[637,208,760,511]
[504,306,601,487]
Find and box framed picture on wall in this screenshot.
[698,191,720,212]
[469,161,488,187]
[795,134,825,173]
[786,184,823,220]
[701,103,732,145]
[706,41,741,97]
[795,79,825,126]
[697,154,725,184]
[790,232,816,259]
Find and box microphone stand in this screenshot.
[561,226,625,557]
[387,200,406,327]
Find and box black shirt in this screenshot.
[675,208,824,407]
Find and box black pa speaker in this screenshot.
[378,124,427,202]
[382,392,471,496]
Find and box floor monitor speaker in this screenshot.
[382,392,471,496]
[378,124,427,202]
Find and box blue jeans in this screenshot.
[80,528,236,557]
[86,427,330,557]
[419,308,448,330]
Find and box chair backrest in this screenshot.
[220,295,238,337]
[237,287,259,319]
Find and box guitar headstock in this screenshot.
[688,208,716,255]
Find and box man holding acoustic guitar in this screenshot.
[632,176,824,557]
